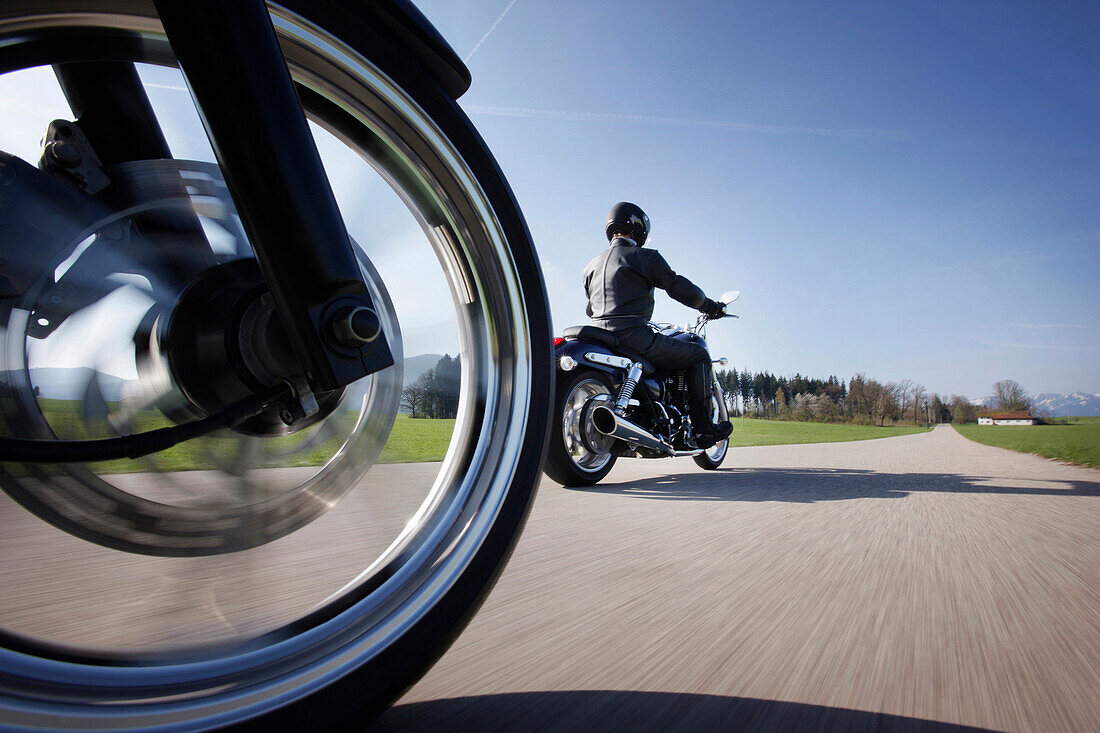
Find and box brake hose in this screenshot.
[0,383,293,463]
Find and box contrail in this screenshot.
[464,104,916,142]
[465,0,519,63]
[465,104,1100,158]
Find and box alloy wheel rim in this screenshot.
[563,378,614,473]
[0,2,538,726]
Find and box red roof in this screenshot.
[980,411,1033,419]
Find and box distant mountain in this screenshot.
[1031,392,1100,417]
[402,353,444,387]
[969,392,1100,416]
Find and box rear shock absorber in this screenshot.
[615,362,644,414]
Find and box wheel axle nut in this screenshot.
[44,141,82,168]
[329,306,380,347]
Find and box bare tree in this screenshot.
[400,382,426,418]
[993,379,1030,411]
[910,383,927,425]
[894,379,913,422]
[949,395,977,424]
[873,381,899,426]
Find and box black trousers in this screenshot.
[617,326,708,371]
[616,326,715,429]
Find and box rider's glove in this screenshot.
[703,299,726,319]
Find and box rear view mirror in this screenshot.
[719,290,740,305]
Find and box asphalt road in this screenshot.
[1,425,1096,731]
[372,425,1100,732]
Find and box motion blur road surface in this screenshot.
[374,425,1099,732]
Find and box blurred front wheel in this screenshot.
[0,0,551,728]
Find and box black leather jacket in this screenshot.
[584,236,712,331]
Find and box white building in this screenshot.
[977,412,1036,426]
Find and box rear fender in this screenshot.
[554,340,625,381]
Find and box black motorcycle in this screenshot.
[544,291,740,486]
[0,1,551,729]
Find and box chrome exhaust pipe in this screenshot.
[591,404,673,456]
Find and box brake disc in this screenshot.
[0,158,402,555]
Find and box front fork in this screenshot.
[151,0,392,392]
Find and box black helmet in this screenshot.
[605,201,650,246]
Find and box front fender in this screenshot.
[276,0,471,98]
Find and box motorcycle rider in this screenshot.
[584,202,733,449]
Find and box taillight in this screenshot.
[553,337,565,347]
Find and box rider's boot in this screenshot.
[687,361,732,449]
[692,408,732,449]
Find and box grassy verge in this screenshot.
[378,414,454,463]
[1039,416,1100,425]
[727,418,931,447]
[7,404,932,473]
[954,421,1100,468]
[9,400,455,472]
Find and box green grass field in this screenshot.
[9,401,930,474]
[955,420,1100,468]
[17,398,1098,472]
[7,400,455,473]
[727,418,931,447]
[378,414,455,463]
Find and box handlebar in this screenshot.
[649,310,738,339]
[647,291,740,341]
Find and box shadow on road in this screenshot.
[564,467,1100,502]
[368,690,997,732]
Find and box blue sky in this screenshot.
[0,2,1095,401]
[415,0,1100,398]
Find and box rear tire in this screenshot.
[544,370,617,487]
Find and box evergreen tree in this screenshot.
[740,368,753,415]
[401,354,462,419]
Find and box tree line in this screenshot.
[400,354,460,419]
[712,369,1022,425]
[401,354,1033,426]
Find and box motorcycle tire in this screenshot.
[0,2,551,730]
[693,385,729,470]
[543,370,618,487]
